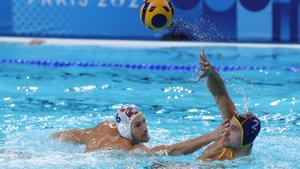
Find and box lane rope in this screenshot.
[0,59,299,73]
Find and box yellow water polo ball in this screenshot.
[140,0,174,31]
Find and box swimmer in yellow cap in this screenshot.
[52,104,229,154]
[195,49,261,161]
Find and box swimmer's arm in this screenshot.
[151,133,215,156]
[150,122,229,156]
[207,71,237,121]
[196,49,237,121]
[52,128,94,144]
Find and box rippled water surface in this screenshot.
[0,44,299,169]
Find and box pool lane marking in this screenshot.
[0,59,299,73]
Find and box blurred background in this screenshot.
[0,0,299,43]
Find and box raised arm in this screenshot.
[196,49,237,121]
[149,121,229,156]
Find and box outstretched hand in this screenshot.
[195,49,213,82]
[211,120,230,141]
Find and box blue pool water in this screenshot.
[0,43,299,169]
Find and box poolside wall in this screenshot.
[0,0,299,43]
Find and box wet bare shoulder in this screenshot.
[93,121,118,136]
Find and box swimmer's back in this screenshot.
[93,121,119,136]
[85,121,132,152]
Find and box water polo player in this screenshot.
[196,49,261,161]
[52,48,260,161]
[52,104,229,154]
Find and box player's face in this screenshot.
[131,114,149,143]
[223,119,242,150]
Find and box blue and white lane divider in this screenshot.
[0,59,299,73]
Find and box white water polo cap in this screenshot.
[114,105,142,140]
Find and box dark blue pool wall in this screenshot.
[0,0,299,42]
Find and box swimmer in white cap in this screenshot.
[52,104,229,154]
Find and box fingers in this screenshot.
[221,121,231,136]
[222,119,230,126]
[200,62,210,71]
[222,120,230,130]
[195,49,210,83]
[195,73,206,82]
[195,61,210,83]
[214,120,230,137]
[200,48,208,62]
[200,61,209,66]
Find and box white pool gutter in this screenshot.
[0,36,299,49]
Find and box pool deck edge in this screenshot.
[0,36,299,49]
